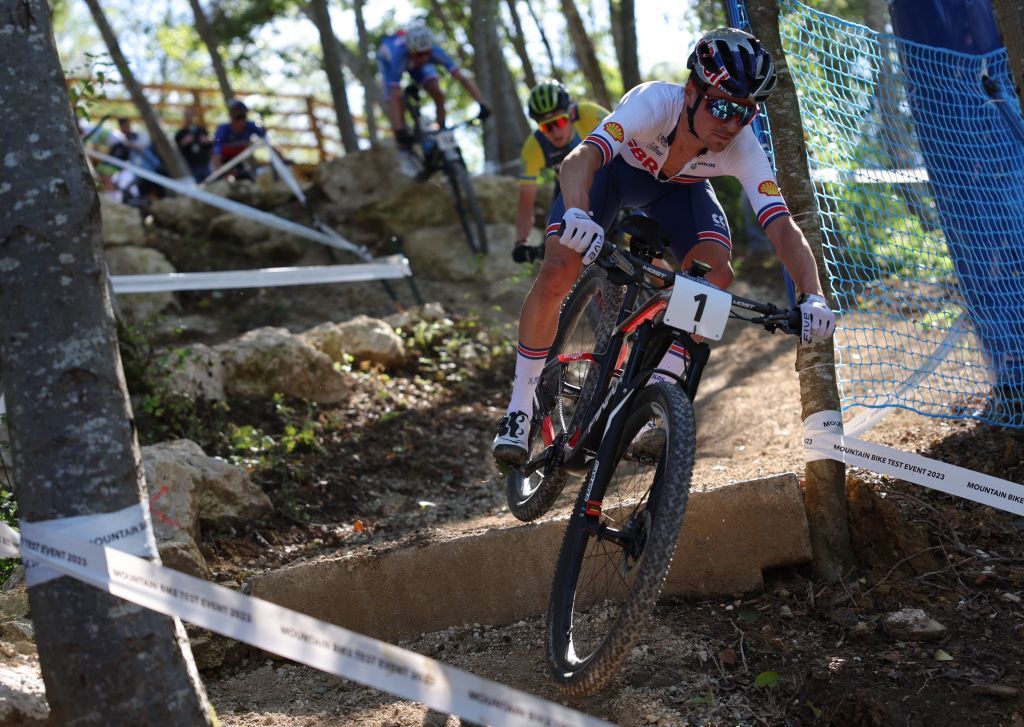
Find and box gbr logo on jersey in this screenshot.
[627,138,660,173]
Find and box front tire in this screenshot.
[546,382,695,696]
[506,266,624,522]
[448,161,489,255]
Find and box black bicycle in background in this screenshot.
[403,84,488,255]
[505,215,802,696]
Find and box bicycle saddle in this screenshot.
[619,214,668,259]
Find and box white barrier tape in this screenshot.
[19,503,157,586]
[111,257,411,294]
[85,150,370,259]
[200,142,260,186]
[843,315,966,437]
[0,522,611,727]
[803,410,1024,515]
[262,136,307,206]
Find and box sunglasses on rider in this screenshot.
[705,96,757,125]
[539,114,571,133]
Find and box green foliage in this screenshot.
[65,54,114,122]
[0,419,17,582]
[754,670,780,688]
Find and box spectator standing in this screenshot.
[175,107,213,182]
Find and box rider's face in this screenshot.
[538,113,574,146]
[409,50,431,68]
[687,84,755,152]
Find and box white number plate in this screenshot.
[662,274,732,341]
[435,131,458,151]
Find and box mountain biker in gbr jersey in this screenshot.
[376,22,490,150]
[514,80,610,263]
[492,27,836,469]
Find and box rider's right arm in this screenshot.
[559,143,603,211]
[579,82,672,166]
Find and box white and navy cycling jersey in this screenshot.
[582,81,790,232]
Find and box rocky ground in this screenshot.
[2,243,1022,726]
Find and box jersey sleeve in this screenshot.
[519,135,545,184]
[727,128,791,231]
[581,82,666,166]
[212,123,229,156]
[430,45,459,73]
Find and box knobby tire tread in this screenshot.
[546,383,695,696]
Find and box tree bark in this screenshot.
[83,0,190,179]
[609,0,640,94]
[186,0,235,106]
[352,0,379,143]
[0,2,216,724]
[504,0,537,88]
[561,0,612,108]
[524,0,562,78]
[306,0,359,152]
[992,0,1024,97]
[470,0,530,173]
[746,0,854,583]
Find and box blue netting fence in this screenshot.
[777,0,1024,428]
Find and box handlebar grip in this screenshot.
[788,308,802,332]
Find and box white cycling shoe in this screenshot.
[492,410,530,470]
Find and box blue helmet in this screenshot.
[687,28,777,103]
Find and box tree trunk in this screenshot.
[352,0,379,144]
[306,0,359,152]
[746,0,854,583]
[83,0,190,179]
[0,3,216,724]
[561,0,612,108]
[524,0,561,78]
[992,0,1024,97]
[186,0,234,106]
[470,0,530,173]
[504,0,537,88]
[609,0,640,94]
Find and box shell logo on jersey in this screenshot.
[758,180,781,196]
[603,122,624,142]
[627,139,659,174]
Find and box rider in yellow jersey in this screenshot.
[514,80,609,262]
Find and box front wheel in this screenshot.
[506,266,624,522]
[546,382,695,696]
[446,161,488,255]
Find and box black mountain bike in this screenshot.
[506,216,802,696]
[403,85,488,255]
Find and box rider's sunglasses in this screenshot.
[539,114,571,133]
[704,96,757,125]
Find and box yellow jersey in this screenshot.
[519,101,609,184]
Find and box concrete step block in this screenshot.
[249,472,810,643]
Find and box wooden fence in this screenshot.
[71,79,350,176]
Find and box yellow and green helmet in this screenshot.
[527,80,571,121]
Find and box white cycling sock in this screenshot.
[507,342,549,417]
[649,342,690,386]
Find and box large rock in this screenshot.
[313,146,414,219]
[154,343,225,401]
[402,223,521,286]
[303,316,405,369]
[0,650,48,726]
[99,197,145,247]
[149,195,215,238]
[143,439,274,575]
[104,245,177,322]
[466,175,518,224]
[215,327,349,404]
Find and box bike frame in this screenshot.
[532,243,799,527]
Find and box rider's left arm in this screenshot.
[451,68,486,106]
[765,216,825,298]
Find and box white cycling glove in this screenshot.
[560,207,605,265]
[798,293,836,343]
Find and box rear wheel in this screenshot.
[447,161,488,255]
[546,382,695,696]
[506,266,624,521]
